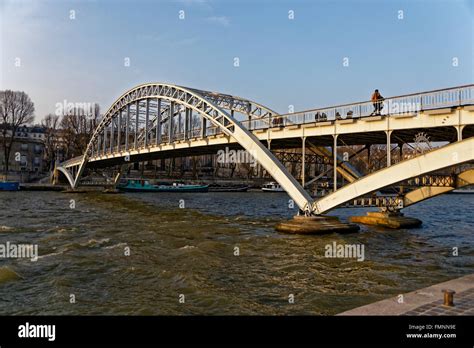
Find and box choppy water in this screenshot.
[0,191,472,315]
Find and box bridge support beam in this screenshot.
[386,130,392,167]
[187,107,192,138]
[117,110,122,152]
[126,104,130,151]
[135,100,139,149]
[177,106,182,138]
[110,121,114,153]
[156,98,161,144]
[350,211,422,229]
[301,137,306,186]
[169,101,174,143]
[184,107,189,140]
[201,115,206,138]
[145,99,149,147]
[103,128,107,154]
[456,125,465,142]
[333,134,338,191]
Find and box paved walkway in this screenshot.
[338,273,474,315]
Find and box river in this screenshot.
[0,191,472,315]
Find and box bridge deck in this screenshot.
[75,106,473,169]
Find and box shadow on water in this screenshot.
[0,191,472,315]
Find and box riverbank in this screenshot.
[20,183,65,191]
[338,273,474,315]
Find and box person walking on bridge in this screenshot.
[370,89,384,116]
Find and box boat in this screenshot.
[261,182,285,192]
[0,181,20,191]
[118,179,209,192]
[208,185,249,192]
[154,182,209,192]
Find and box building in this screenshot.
[0,125,47,181]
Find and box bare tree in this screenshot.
[41,113,60,171]
[0,90,35,175]
[59,103,101,159]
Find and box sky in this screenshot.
[1,0,473,122]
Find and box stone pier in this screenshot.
[350,211,422,229]
[276,215,360,234]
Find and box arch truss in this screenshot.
[57,83,313,213]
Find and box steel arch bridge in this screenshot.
[58,82,314,213]
[57,83,474,216]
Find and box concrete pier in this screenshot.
[350,211,422,229]
[275,215,360,234]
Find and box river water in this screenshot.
[0,191,472,315]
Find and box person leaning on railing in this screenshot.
[371,89,384,115]
[272,116,284,127]
[314,112,327,122]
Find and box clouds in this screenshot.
[175,0,213,11]
[175,0,229,26]
[206,15,230,26]
[136,33,164,42]
[176,0,210,4]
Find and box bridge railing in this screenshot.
[240,84,474,131]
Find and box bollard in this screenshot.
[442,289,455,307]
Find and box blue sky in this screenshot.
[1,0,472,121]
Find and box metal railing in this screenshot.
[240,84,474,131]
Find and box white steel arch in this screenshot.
[313,137,474,214]
[402,169,474,207]
[69,83,314,213]
[56,166,76,188]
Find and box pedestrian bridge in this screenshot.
[56,83,474,216]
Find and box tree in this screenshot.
[41,113,60,171]
[59,104,100,159]
[0,90,35,175]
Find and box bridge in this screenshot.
[56,83,474,230]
